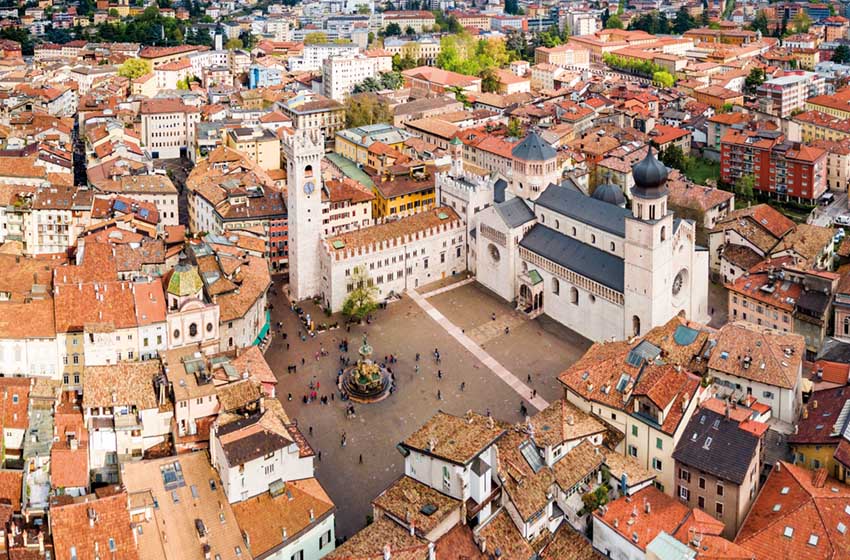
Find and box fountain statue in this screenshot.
[339,335,393,403]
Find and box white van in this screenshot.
[834,215,850,227]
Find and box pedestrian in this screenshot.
[317,381,321,390]
[532,389,537,399]
[437,389,442,400]
[415,352,420,361]
[460,381,466,392]
[288,393,292,401]
[437,370,442,380]
[301,358,305,366]
[505,326,510,335]
[486,407,491,417]
[286,343,290,350]
[318,451,322,462]
[415,364,420,374]
[359,454,363,464]
[303,395,308,404]
[309,426,313,436]
[527,374,532,383]
[492,312,496,321]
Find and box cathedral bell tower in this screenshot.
[282,130,324,301]
[623,146,674,339]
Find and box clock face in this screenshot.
[303,181,315,195]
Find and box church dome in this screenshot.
[592,182,626,207]
[511,131,557,162]
[631,146,669,199]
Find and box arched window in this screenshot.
[661,226,667,242]
[189,323,198,337]
[844,317,850,335]
[552,278,560,295]
[555,219,560,229]
[591,234,596,244]
[650,204,656,220]
[572,227,577,236]
[610,242,616,251]
[541,213,545,223]
[632,316,641,337]
[570,287,579,305]
[304,164,313,178]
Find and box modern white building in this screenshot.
[321,55,378,101]
[288,44,360,72]
[139,98,201,159]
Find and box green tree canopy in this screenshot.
[833,44,850,64]
[605,14,624,29]
[653,70,675,88]
[118,58,152,79]
[750,10,769,35]
[224,38,243,49]
[673,7,696,34]
[735,174,755,199]
[345,93,392,127]
[304,32,329,44]
[744,67,765,94]
[384,22,402,36]
[342,267,379,321]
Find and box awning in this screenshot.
[253,310,271,346]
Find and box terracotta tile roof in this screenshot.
[552,440,605,492]
[0,470,22,512]
[529,399,605,448]
[0,378,30,433]
[602,451,656,488]
[788,386,849,446]
[216,407,293,466]
[325,207,461,255]
[558,339,638,411]
[324,516,429,560]
[735,461,850,560]
[229,346,277,389]
[54,280,137,333]
[50,444,89,489]
[216,254,271,323]
[233,478,334,557]
[497,427,556,521]
[708,321,805,390]
[139,98,199,115]
[476,509,535,559]
[0,299,55,339]
[433,524,484,558]
[402,66,481,88]
[82,361,162,410]
[325,178,375,205]
[540,524,603,560]
[372,476,461,537]
[666,175,733,213]
[401,410,506,466]
[722,245,764,271]
[726,271,802,313]
[594,486,690,552]
[122,452,246,560]
[216,379,262,413]
[773,224,834,262]
[51,489,139,560]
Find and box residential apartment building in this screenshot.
[721,128,828,202]
[92,174,180,227]
[381,10,435,33]
[672,405,764,539]
[322,55,378,101]
[279,92,345,152]
[788,385,850,482]
[322,178,374,237]
[383,36,441,66]
[287,43,359,72]
[139,98,201,160]
[225,126,281,171]
[707,321,805,425]
[757,71,826,118]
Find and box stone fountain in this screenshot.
[339,336,393,403]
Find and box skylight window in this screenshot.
[839,522,847,535]
[781,487,790,495]
[808,534,819,546]
[773,504,781,512]
[783,527,793,538]
[703,437,713,450]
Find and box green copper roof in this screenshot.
[528,270,543,285]
[450,136,462,145]
[167,265,204,296]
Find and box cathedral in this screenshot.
[473,133,710,342]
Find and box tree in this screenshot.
[606,14,624,29]
[792,11,812,33]
[224,38,243,49]
[750,10,769,35]
[356,4,370,14]
[660,144,687,171]
[744,67,765,94]
[718,103,735,113]
[342,267,379,322]
[304,32,328,45]
[735,174,755,199]
[118,58,152,79]
[480,67,500,93]
[505,0,519,15]
[653,70,675,88]
[108,8,120,17]
[833,44,850,64]
[405,25,415,36]
[507,117,522,137]
[384,22,402,36]
[673,7,696,34]
[239,31,256,50]
[345,93,392,127]
[0,27,33,55]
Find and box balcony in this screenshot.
[466,482,502,522]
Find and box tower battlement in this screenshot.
[282,129,324,156]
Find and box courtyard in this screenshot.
[264,279,591,540]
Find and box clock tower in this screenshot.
[282,129,324,301]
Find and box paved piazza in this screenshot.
[264,278,591,539]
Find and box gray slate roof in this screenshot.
[511,131,557,161]
[519,225,625,292]
[534,184,630,237]
[495,197,535,229]
[671,408,759,485]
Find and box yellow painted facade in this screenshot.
[335,135,407,166]
[372,188,435,219]
[790,443,848,483]
[225,133,281,171]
